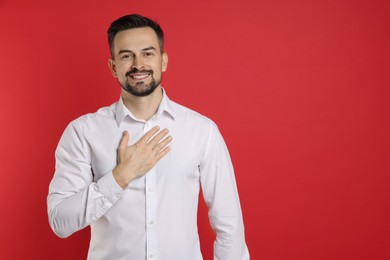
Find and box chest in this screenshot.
[88,122,208,183]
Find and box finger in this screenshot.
[118,131,129,149]
[148,128,169,147]
[155,146,171,161]
[153,135,172,152]
[138,126,160,144]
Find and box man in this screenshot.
[47,14,249,260]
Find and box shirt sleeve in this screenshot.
[199,122,250,260]
[47,120,124,238]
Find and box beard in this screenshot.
[120,69,161,97]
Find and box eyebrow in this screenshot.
[118,49,132,55]
[118,46,157,55]
[142,46,157,52]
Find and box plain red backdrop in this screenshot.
[1,0,389,259]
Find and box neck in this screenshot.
[121,86,163,121]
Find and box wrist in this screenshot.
[112,165,128,189]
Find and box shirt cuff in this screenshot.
[96,171,124,203]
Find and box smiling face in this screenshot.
[108,27,168,97]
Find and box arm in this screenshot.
[199,122,250,260]
[47,121,122,238]
[47,122,171,238]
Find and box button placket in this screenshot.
[145,167,158,259]
[143,120,153,134]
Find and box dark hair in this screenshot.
[107,14,164,57]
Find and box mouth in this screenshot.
[126,68,153,81]
[129,72,150,80]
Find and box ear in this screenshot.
[161,52,168,72]
[108,59,117,78]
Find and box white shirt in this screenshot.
[47,91,250,260]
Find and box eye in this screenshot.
[144,52,154,57]
[119,53,133,61]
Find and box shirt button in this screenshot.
[149,220,154,225]
[148,254,154,258]
[148,187,155,192]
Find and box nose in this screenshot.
[131,56,145,70]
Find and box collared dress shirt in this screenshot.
[47,90,250,260]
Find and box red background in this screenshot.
[1,0,389,259]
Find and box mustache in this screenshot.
[125,68,153,77]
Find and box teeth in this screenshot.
[132,74,149,79]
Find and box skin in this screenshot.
[108,27,171,189]
[108,27,168,120]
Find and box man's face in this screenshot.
[109,27,168,97]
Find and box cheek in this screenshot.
[115,71,128,84]
[153,69,163,79]
[117,67,129,77]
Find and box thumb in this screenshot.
[118,131,129,149]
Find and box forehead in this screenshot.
[113,27,160,53]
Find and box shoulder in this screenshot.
[169,99,218,130]
[67,101,118,130]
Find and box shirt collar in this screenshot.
[115,88,176,126]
